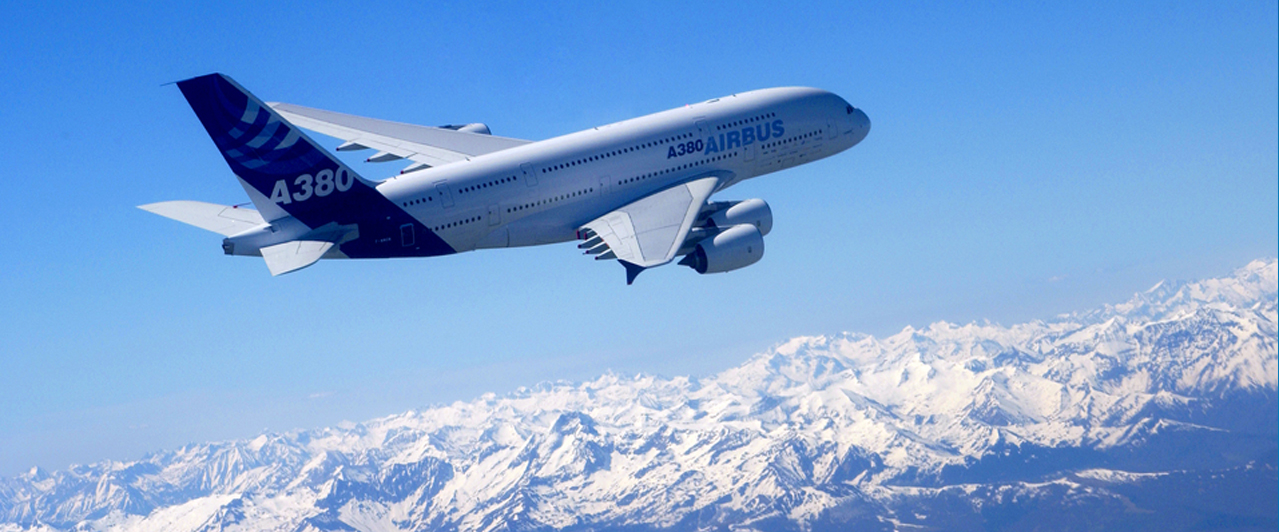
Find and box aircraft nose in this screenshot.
[848,107,870,145]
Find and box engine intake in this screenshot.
[678,224,764,274]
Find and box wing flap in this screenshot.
[580,174,723,283]
[269,102,531,169]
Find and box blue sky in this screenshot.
[0,1,1274,475]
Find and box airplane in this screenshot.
[141,73,869,284]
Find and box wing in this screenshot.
[579,175,722,284]
[269,102,531,171]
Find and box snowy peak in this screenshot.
[1,259,1275,531]
[1087,258,1277,324]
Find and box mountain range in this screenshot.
[2,259,1275,531]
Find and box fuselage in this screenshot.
[153,74,871,278]
[372,87,870,256]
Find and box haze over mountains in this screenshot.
[2,260,1275,531]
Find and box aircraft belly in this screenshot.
[506,212,577,247]
[475,226,509,249]
[328,207,458,259]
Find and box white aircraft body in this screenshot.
[142,74,870,283]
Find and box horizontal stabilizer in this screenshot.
[139,201,265,236]
[260,240,334,276]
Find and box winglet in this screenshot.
[620,260,646,285]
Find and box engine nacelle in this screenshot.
[438,123,492,135]
[707,198,772,236]
[678,224,764,274]
[456,123,491,134]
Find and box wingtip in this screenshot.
[137,202,167,213]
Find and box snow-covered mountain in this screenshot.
[2,260,1275,532]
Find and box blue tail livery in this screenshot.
[145,73,454,274]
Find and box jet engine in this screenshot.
[704,198,772,236]
[439,123,492,135]
[678,224,764,274]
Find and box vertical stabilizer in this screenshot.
[173,73,455,260]
[175,73,374,225]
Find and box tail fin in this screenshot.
[175,73,374,226]
[171,73,456,265]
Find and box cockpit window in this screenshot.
[846,105,855,114]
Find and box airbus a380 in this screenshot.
[142,73,869,283]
